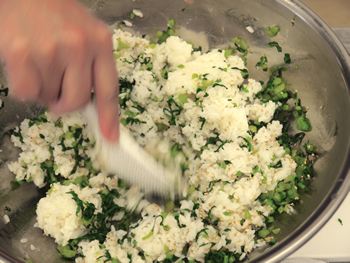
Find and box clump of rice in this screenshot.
[36,183,102,246]
[7,27,300,262]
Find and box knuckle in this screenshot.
[63,27,88,53]
[95,26,112,49]
[9,37,30,60]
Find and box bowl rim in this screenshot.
[250,0,350,262]
[1,1,350,262]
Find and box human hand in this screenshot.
[0,0,119,141]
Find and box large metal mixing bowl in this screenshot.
[0,0,349,262]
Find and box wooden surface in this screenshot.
[301,0,350,27]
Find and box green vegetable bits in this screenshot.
[9,19,318,262]
[265,25,280,38]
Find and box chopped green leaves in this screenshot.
[168,19,175,27]
[37,114,48,123]
[117,39,130,51]
[119,78,134,108]
[195,228,208,242]
[66,191,95,226]
[268,41,282,52]
[217,161,231,169]
[256,55,268,71]
[118,179,127,189]
[232,36,249,55]
[205,250,240,263]
[265,25,280,38]
[202,79,214,88]
[163,96,183,126]
[165,201,175,213]
[268,160,282,169]
[161,69,172,79]
[296,116,312,131]
[178,94,188,106]
[156,123,168,132]
[269,237,277,245]
[13,129,24,144]
[258,229,270,238]
[239,136,253,152]
[199,117,206,130]
[142,230,154,240]
[231,67,249,79]
[303,142,315,155]
[249,125,257,133]
[58,244,76,259]
[272,228,280,235]
[156,19,176,44]
[284,53,291,64]
[120,117,146,127]
[224,49,232,57]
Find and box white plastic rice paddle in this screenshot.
[82,104,185,200]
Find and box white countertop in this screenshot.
[288,192,350,262]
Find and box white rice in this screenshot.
[123,20,133,27]
[3,214,10,224]
[132,10,143,18]
[7,27,301,262]
[245,26,255,33]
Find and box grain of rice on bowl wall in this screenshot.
[7,19,316,263]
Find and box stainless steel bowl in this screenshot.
[1,0,350,262]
